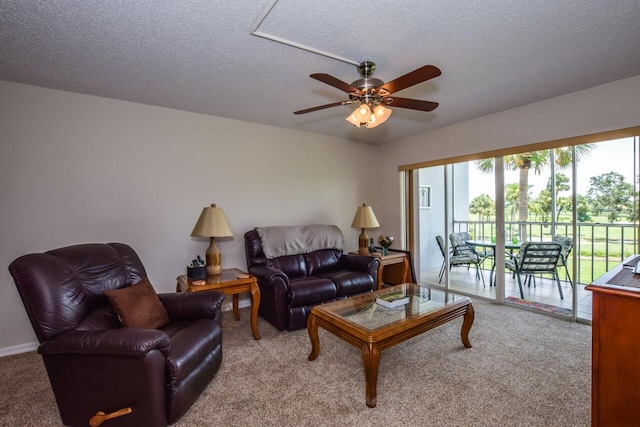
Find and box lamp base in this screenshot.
[358,229,369,255]
[206,237,222,275]
[206,265,221,276]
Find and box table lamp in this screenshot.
[351,203,380,255]
[191,203,233,275]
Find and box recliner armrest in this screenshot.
[158,291,224,322]
[38,328,171,357]
[248,265,289,287]
[340,254,380,277]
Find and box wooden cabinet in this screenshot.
[586,256,640,426]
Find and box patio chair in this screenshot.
[449,231,492,269]
[505,242,564,300]
[552,236,573,285]
[448,232,472,256]
[525,236,574,288]
[436,235,485,285]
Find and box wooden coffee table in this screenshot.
[306,283,474,407]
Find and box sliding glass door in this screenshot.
[500,148,576,317]
[409,135,640,322]
[417,165,448,286]
[418,157,498,300]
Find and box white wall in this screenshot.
[378,75,640,271]
[3,74,639,354]
[0,81,381,354]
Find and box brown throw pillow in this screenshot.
[104,278,170,329]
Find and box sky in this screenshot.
[467,137,638,201]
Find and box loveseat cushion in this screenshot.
[320,270,376,297]
[266,254,307,278]
[288,277,337,307]
[304,249,343,276]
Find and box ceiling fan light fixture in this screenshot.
[365,114,380,128]
[373,105,392,124]
[296,61,440,129]
[355,103,371,122]
[346,111,361,127]
[365,105,392,128]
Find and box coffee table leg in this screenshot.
[307,313,320,361]
[461,303,474,348]
[362,343,381,408]
[249,283,261,340]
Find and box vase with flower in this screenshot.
[378,235,394,256]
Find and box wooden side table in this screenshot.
[176,268,261,340]
[376,252,411,289]
[349,251,412,289]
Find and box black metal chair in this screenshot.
[436,235,485,285]
[505,242,564,299]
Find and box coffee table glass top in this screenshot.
[315,283,469,332]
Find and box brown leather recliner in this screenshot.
[8,243,224,427]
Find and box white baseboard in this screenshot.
[1,296,252,358]
[0,342,38,357]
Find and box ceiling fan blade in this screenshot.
[310,74,360,93]
[380,65,441,94]
[294,101,348,115]
[384,97,439,112]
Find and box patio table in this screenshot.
[466,240,521,286]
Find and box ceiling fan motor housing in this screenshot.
[352,61,384,91]
[357,61,376,77]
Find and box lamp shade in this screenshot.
[191,204,233,237]
[351,204,380,229]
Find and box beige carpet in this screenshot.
[0,300,591,426]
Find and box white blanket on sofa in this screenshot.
[256,224,344,259]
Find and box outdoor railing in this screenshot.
[453,220,639,284]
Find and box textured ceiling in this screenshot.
[2,0,640,144]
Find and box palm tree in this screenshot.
[475,146,592,242]
[469,194,494,222]
[505,183,520,222]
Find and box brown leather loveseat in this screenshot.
[9,243,224,427]
[244,224,380,331]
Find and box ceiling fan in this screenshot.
[294,61,441,128]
